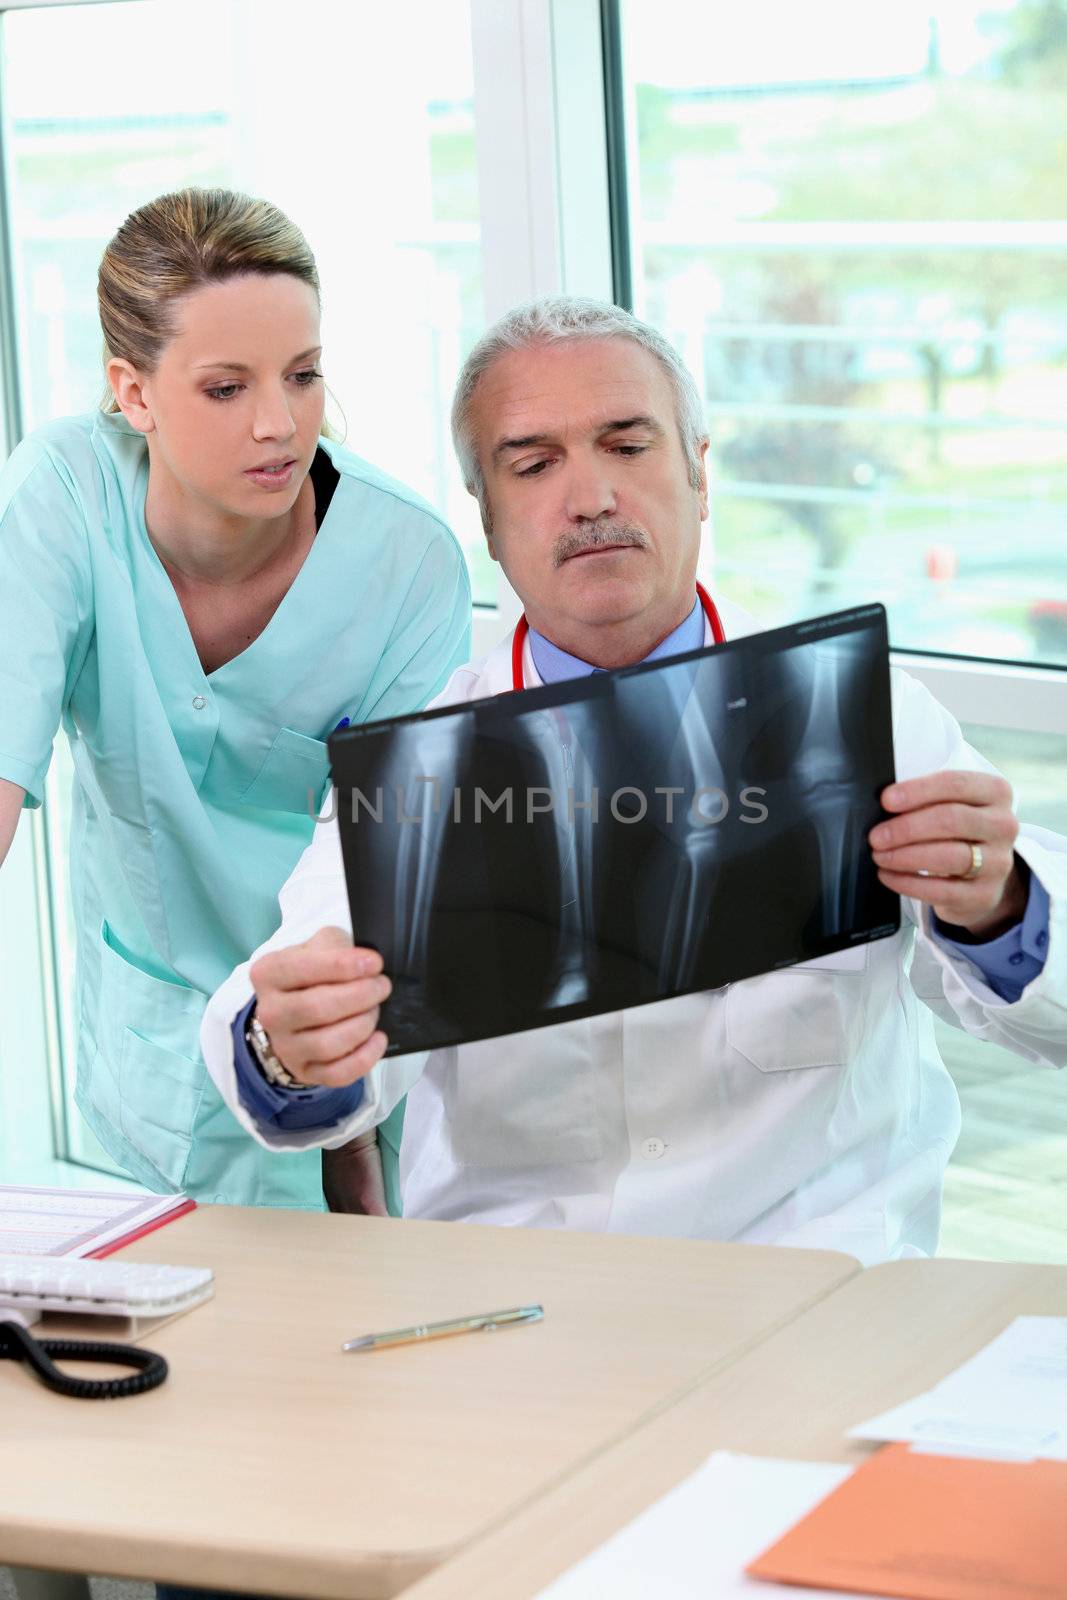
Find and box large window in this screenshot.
[1,0,489,1180]
[4,0,493,601]
[937,722,1067,1263]
[618,0,1067,668]
[1,0,1064,1259]
[618,0,1067,1264]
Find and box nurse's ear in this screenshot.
[107,359,157,435]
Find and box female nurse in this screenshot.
[0,187,470,1208]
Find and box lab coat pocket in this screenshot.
[445,1024,603,1168]
[241,727,331,815]
[726,950,869,1073]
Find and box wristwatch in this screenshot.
[245,1007,304,1091]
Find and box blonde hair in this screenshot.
[99,187,335,430]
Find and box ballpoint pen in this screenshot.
[342,1304,543,1352]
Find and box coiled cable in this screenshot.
[0,1317,168,1399]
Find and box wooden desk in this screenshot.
[402,1258,1067,1600]
[0,1206,856,1600]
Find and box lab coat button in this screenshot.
[640,1136,666,1160]
[192,694,207,710]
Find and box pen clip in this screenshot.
[482,1307,542,1332]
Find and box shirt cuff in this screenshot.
[231,998,365,1133]
[931,870,1051,1003]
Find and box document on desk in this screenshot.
[531,1451,868,1598]
[848,1316,1067,1461]
[747,1441,1067,1599]
[0,1184,195,1257]
[331,605,899,1054]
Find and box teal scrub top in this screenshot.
[0,411,471,1206]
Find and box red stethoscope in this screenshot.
[511,581,726,691]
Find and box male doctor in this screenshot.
[202,297,1065,1264]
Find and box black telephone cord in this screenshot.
[0,1317,168,1398]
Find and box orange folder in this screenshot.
[746,1441,1067,1600]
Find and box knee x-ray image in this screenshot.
[329,605,900,1054]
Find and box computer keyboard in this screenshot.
[0,1254,214,1318]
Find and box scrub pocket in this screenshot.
[726,946,870,1073]
[94,921,208,1190]
[241,727,331,815]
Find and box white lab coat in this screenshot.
[202,599,1067,1264]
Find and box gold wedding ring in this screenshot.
[960,842,983,881]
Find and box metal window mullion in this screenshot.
[0,10,25,453]
[470,0,562,319]
[28,803,74,1161]
[551,0,613,300]
[598,0,632,310]
[468,0,613,625]
[0,10,60,1153]
[890,652,1067,736]
[1,4,81,1162]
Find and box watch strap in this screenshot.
[246,1008,304,1090]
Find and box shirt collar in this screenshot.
[528,597,704,685]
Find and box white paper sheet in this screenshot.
[0,1184,188,1257]
[849,1315,1067,1460]
[534,1452,865,1598]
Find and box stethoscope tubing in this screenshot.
[510,582,726,691]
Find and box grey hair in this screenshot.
[451,295,708,531]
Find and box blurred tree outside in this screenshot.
[632,1,1067,629]
[709,280,896,595]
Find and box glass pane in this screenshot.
[41,741,129,1176]
[937,725,1067,1264]
[620,0,1067,667]
[3,0,487,1179]
[3,0,492,602]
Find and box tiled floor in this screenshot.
[938,1021,1067,1264]
[933,724,1067,1266]
[0,1578,148,1600]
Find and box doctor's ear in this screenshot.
[696,437,710,522]
[107,359,156,435]
[471,481,499,560]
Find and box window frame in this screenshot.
[607,0,1067,687]
[1,0,1063,1185]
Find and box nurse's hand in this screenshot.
[868,771,1026,939]
[250,927,391,1087]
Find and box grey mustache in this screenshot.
[554,523,650,567]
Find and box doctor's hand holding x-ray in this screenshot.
[238,322,1031,1092]
[871,770,1027,939]
[203,295,1064,1264]
[236,768,1029,1091]
[249,928,391,1088]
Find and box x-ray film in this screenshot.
[329,605,900,1055]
